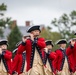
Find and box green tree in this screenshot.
[0,3,12,38]
[40,27,62,51]
[8,25,22,52]
[0,3,7,16]
[51,10,76,40]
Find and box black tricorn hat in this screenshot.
[45,40,54,47]
[27,25,41,33]
[55,39,67,45]
[68,38,76,43]
[0,39,8,46]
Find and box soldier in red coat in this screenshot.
[66,38,76,75]
[12,41,26,75]
[55,39,70,75]
[12,52,26,75]
[42,40,57,75]
[0,39,12,75]
[17,25,46,75]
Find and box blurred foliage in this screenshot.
[0,3,76,52]
[0,3,7,15]
[0,3,12,38]
[8,25,22,52]
[40,27,62,51]
[51,10,76,40]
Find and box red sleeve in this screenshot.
[55,50,61,70]
[37,38,46,49]
[49,51,58,73]
[66,42,76,56]
[49,52,57,60]
[66,47,72,56]
[73,42,76,49]
[3,50,12,60]
[17,44,26,54]
[12,54,19,72]
[17,40,29,54]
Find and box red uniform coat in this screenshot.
[17,38,46,72]
[42,50,57,74]
[55,49,69,71]
[12,52,26,74]
[67,54,75,72]
[66,44,76,72]
[1,50,12,74]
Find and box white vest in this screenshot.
[46,59,52,72]
[0,59,7,72]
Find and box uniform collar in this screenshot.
[60,47,66,51]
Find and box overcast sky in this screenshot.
[0,0,76,31]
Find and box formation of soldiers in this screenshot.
[0,25,76,75]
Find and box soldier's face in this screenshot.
[60,44,66,48]
[72,39,76,42]
[31,30,40,37]
[46,45,53,50]
[0,45,7,50]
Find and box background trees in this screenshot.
[51,10,76,40]
[0,3,12,38]
[40,26,62,51]
[0,3,22,55]
[8,25,22,52]
[1,3,76,52]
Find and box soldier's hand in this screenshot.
[29,34,34,41]
[22,36,28,43]
[70,40,75,46]
[44,48,48,53]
